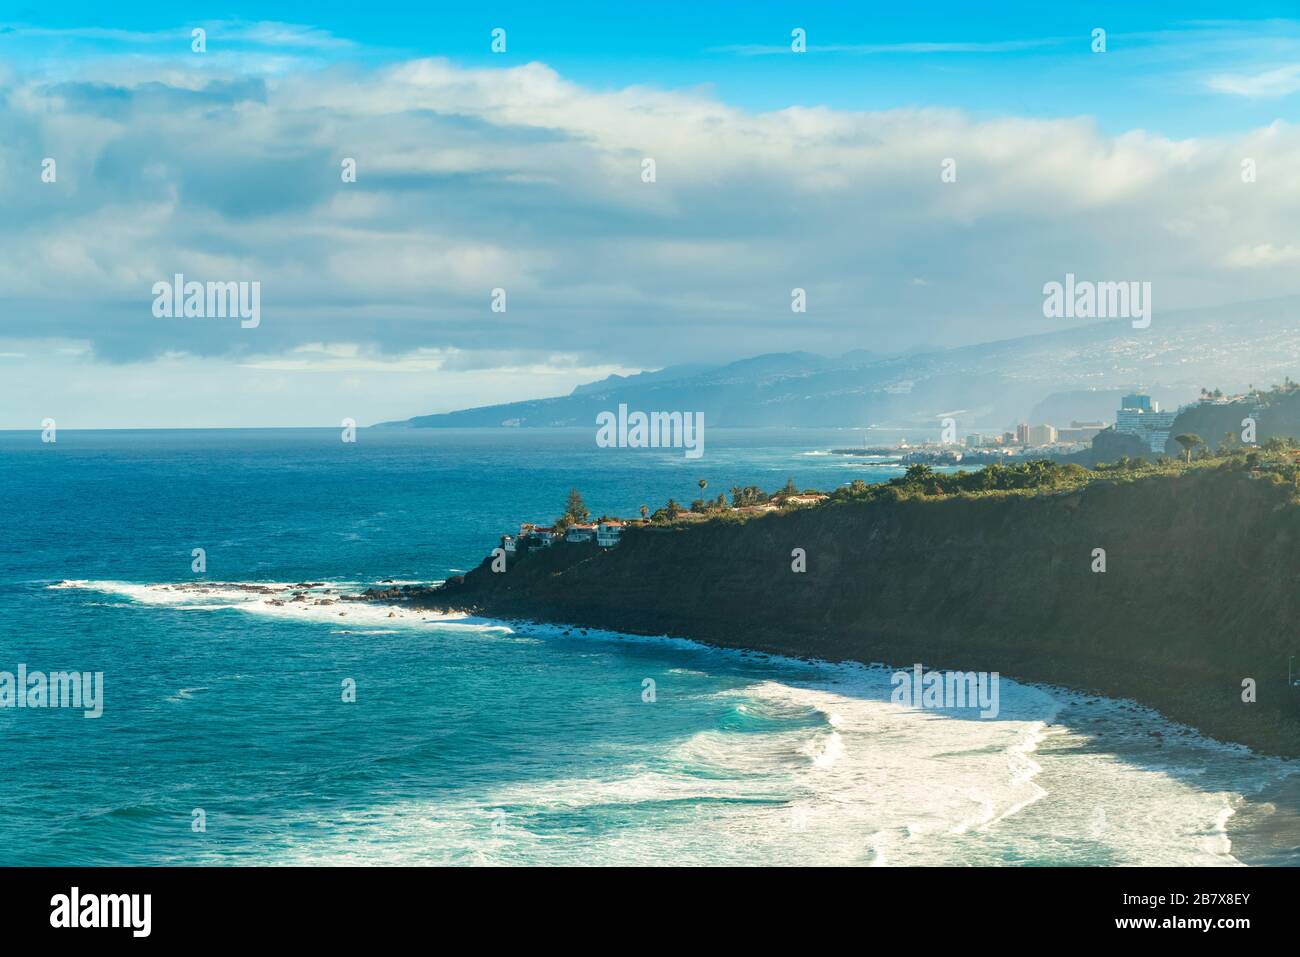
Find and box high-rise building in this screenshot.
[1115,394,1176,453]
[1027,424,1057,446]
[1016,423,1030,445]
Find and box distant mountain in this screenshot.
[568,363,720,396]
[377,296,1300,431]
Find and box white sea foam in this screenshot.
[51,578,1294,865]
[49,579,487,631]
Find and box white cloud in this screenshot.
[1224,243,1300,267]
[1,52,1299,425]
[1207,63,1300,97]
[710,38,1069,56]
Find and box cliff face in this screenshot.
[433,469,1300,754]
[1164,389,1300,457]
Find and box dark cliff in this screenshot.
[429,467,1300,755]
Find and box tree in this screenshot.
[731,485,767,507]
[698,479,708,492]
[1174,434,1203,464]
[665,498,682,519]
[563,488,590,525]
[639,504,649,520]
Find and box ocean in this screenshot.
[1,427,1296,865]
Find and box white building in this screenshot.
[783,493,828,506]
[565,524,597,543]
[1026,424,1057,446]
[1114,394,1177,453]
[596,521,624,547]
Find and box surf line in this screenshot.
[891,664,999,718]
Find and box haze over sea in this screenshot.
[2,427,1296,865]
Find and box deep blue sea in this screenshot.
[1,427,1296,865]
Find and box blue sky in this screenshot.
[1,4,1299,426]
[8,2,1300,134]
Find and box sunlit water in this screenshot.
[1,428,1295,865]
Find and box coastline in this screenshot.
[416,465,1300,759]
[47,577,1298,863]
[420,597,1282,759]
[413,591,1300,759]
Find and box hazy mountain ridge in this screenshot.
[378,297,1300,430]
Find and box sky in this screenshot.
[2,2,1300,427]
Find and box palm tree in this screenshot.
[1174,434,1203,464]
[639,504,649,520]
[698,479,708,493]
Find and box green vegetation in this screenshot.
[633,436,1300,530]
[555,488,590,530]
[730,485,769,507]
[442,441,1300,756]
[1174,433,1203,464]
[1165,379,1300,457]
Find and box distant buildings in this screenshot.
[595,521,624,547]
[946,392,1182,458]
[955,418,1105,453]
[564,523,597,543]
[1010,423,1057,447]
[784,493,830,506]
[1026,424,1057,446]
[518,523,557,547]
[1057,421,1106,443]
[509,519,626,553]
[1114,393,1176,453]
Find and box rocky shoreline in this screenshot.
[375,467,1300,758]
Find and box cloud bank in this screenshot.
[1,24,1299,424]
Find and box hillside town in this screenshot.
[498,384,1294,561]
[844,390,1265,466]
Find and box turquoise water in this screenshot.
[1,428,1296,865]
